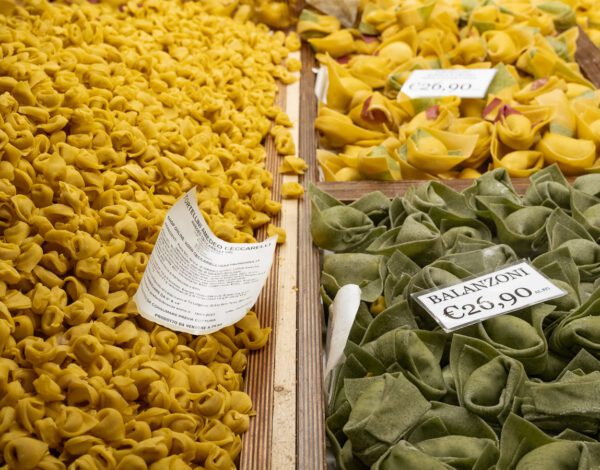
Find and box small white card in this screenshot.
[324,284,361,379]
[314,66,329,104]
[324,284,361,403]
[412,261,566,332]
[134,187,277,335]
[401,69,498,99]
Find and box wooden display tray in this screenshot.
[291,25,600,470]
[240,20,600,470]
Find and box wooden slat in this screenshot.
[315,178,534,202]
[271,51,301,469]
[239,106,280,470]
[576,27,600,89]
[297,40,328,470]
[241,60,300,468]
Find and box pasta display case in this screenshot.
[2,0,600,469]
[295,1,600,468]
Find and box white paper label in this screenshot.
[324,284,361,379]
[401,69,498,98]
[412,261,566,333]
[314,66,329,104]
[324,284,361,402]
[134,187,277,335]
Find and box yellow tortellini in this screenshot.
[267,224,287,244]
[0,0,293,467]
[303,1,600,180]
[278,156,309,175]
[281,182,305,199]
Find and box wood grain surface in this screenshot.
[297,41,328,470]
[271,51,300,470]
[576,27,600,88]
[238,92,281,470]
[315,178,533,201]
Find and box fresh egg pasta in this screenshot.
[0,0,293,467]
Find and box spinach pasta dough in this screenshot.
[0,0,297,468]
[315,165,600,469]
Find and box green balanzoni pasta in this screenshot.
[312,164,600,469]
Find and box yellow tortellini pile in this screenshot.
[43,0,297,30]
[0,313,270,469]
[0,0,297,468]
[302,0,600,181]
[193,0,296,30]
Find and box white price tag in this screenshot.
[324,284,361,404]
[412,261,566,333]
[134,187,277,335]
[401,69,498,99]
[314,66,329,104]
[324,284,361,379]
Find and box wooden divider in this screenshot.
[316,178,532,201]
[297,41,328,470]
[576,26,600,88]
[240,52,300,469]
[271,54,301,469]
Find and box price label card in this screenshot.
[324,284,361,403]
[314,66,329,104]
[412,261,566,332]
[324,284,361,379]
[134,187,277,335]
[401,69,498,99]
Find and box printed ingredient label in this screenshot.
[401,69,498,98]
[135,187,277,335]
[412,261,566,332]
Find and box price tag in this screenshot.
[314,66,329,104]
[412,261,566,332]
[324,284,361,403]
[401,69,498,99]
